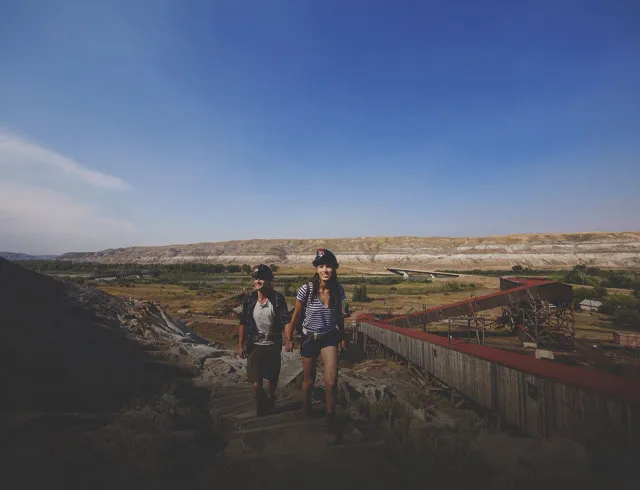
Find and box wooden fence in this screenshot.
[357,316,640,447]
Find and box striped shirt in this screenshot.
[296,282,346,334]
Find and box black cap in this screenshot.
[312,248,339,268]
[252,264,273,280]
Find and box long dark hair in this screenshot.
[310,271,341,307]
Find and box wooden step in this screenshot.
[231,416,325,438]
[223,418,327,457]
[233,399,321,422]
[213,397,257,415]
[211,391,255,403]
[211,391,254,406]
[230,439,387,462]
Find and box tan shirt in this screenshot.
[252,298,275,345]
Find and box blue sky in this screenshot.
[1,0,639,254]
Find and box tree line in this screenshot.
[18,260,279,274]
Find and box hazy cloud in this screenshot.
[0,130,132,190]
[0,182,138,254]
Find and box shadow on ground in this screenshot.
[0,259,220,489]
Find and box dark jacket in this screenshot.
[239,290,290,352]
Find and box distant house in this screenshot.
[579,299,602,311]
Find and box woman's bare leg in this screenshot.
[320,345,339,443]
[320,346,339,415]
[302,355,318,415]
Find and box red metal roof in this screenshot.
[382,277,565,325]
[503,276,554,287]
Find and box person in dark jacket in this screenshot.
[238,264,290,416]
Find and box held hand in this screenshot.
[340,339,348,352]
[238,344,246,358]
[284,339,294,352]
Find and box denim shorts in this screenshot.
[300,329,339,358]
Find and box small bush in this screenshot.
[352,285,371,302]
[598,295,640,331]
[593,286,608,299]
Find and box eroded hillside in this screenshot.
[59,232,640,269]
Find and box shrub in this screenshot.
[598,295,640,331]
[352,285,371,302]
[613,308,640,331]
[598,301,617,315]
[573,287,592,306]
[593,286,608,299]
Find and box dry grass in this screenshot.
[350,286,498,317]
[97,283,233,315]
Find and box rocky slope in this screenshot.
[0,257,232,488]
[59,232,640,269]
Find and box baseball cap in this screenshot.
[312,248,339,268]
[252,264,273,280]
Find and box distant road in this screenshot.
[386,268,460,279]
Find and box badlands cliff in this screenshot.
[59,232,640,269]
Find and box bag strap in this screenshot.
[297,282,312,334]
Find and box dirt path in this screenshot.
[198,373,415,490]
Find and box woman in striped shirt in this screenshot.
[284,248,347,444]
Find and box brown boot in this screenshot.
[256,389,267,417]
[302,400,313,419]
[325,412,339,445]
[265,392,275,414]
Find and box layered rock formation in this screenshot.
[59,232,640,269]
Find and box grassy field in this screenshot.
[97,283,241,314]
[97,276,491,313]
[89,264,640,381]
[94,270,637,349]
